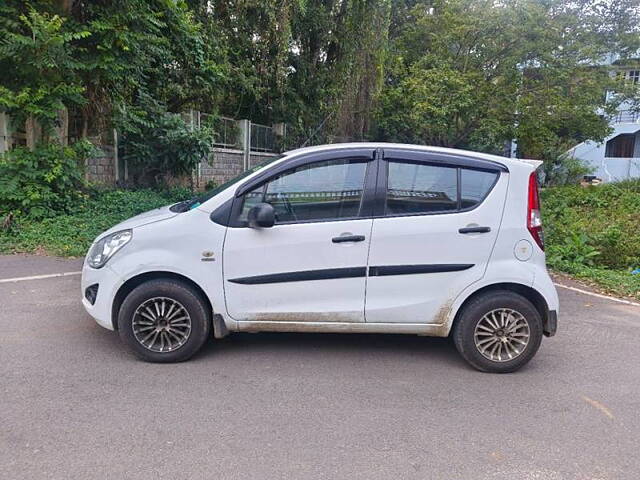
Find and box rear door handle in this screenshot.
[332,235,366,243]
[458,226,491,234]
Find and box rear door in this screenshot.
[223,148,377,323]
[365,149,508,324]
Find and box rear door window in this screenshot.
[383,161,499,216]
[385,162,458,215]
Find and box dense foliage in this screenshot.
[0,188,190,256]
[542,181,640,271]
[115,103,212,187]
[2,0,638,163]
[0,141,92,219]
[1,0,222,184]
[375,0,640,162]
[541,181,640,298]
[0,8,88,137]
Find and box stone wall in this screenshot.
[84,146,278,188]
[249,151,280,169]
[198,148,279,188]
[86,145,116,184]
[199,148,244,187]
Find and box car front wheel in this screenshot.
[452,290,543,373]
[118,279,211,363]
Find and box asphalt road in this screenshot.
[1,255,639,480]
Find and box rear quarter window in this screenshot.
[460,169,498,209]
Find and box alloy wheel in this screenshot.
[473,308,530,362]
[132,297,192,353]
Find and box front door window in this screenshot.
[239,159,368,224]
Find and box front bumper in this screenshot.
[81,262,124,331]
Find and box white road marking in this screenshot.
[554,283,640,307]
[0,271,82,284]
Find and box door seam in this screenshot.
[363,149,381,323]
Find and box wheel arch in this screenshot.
[111,271,213,330]
[450,282,551,335]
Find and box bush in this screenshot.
[115,102,212,187]
[546,232,600,266]
[542,180,640,270]
[0,141,92,219]
[539,153,594,186]
[0,188,191,256]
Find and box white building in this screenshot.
[567,66,640,182]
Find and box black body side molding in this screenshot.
[368,264,474,276]
[228,267,367,285]
[228,264,474,285]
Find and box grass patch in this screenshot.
[551,263,640,300]
[0,188,190,257]
[542,180,640,300]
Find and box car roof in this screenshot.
[283,142,540,170]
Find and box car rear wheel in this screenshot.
[452,290,543,373]
[118,279,211,363]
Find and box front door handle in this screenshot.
[459,226,491,234]
[332,235,366,243]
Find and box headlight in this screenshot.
[87,229,132,269]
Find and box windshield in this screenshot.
[170,154,284,212]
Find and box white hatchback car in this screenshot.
[82,143,558,372]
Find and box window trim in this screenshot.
[376,150,502,219]
[228,148,377,228]
[235,148,376,197]
[382,148,508,173]
[212,147,507,227]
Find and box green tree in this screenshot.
[375,0,640,159]
[0,6,89,145]
[194,0,390,145]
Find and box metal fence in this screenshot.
[200,113,242,149]
[613,110,640,123]
[250,122,276,152]
[195,111,278,152]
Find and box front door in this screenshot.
[365,149,508,324]
[223,150,376,322]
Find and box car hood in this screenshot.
[103,205,178,235]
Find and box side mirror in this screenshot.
[247,202,275,228]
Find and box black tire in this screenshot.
[118,279,211,363]
[452,290,543,373]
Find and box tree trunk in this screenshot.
[58,0,73,14]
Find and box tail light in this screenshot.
[527,172,544,250]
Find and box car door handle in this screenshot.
[332,235,366,243]
[458,226,491,234]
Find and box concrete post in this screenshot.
[113,129,119,184]
[239,119,251,171]
[0,112,8,154]
[54,108,69,146]
[25,116,42,150]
